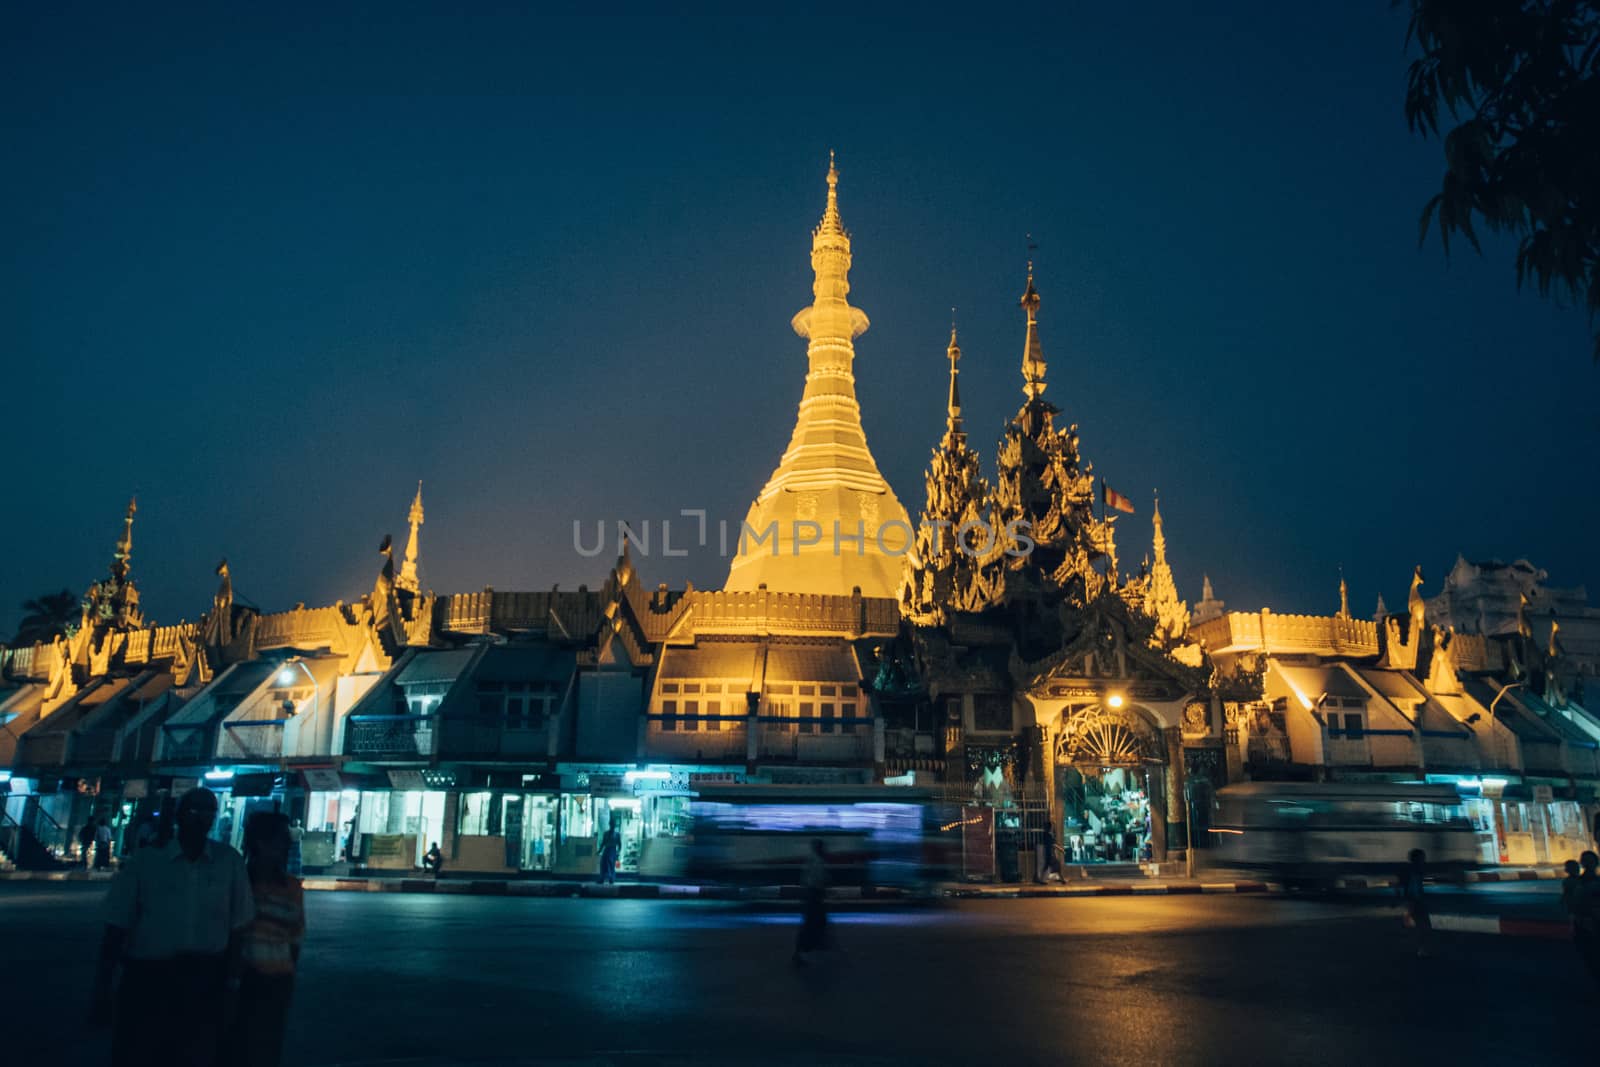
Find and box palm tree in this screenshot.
[13,590,81,646]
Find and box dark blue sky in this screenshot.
[3,6,1595,639]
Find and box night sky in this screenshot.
[3,6,1596,640]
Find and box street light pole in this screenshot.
[280,659,319,814]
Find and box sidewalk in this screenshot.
[0,867,1269,900]
[0,865,1566,901]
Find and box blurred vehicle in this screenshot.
[1209,781,1478,883]
[676,784,959,889]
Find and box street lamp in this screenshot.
[1487,681,1524,769]
[277,658,319,757]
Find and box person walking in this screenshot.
[90,786,254,1067]
[286,818,304,878]
[793,839,830,966]
[94,818,113,870]
[597,818,621,885]
[229,812,305,1067]
[78,818,96,870]
[1562,858,1583,922]
[1398,848,1431,958]
[1575,850,1600,985]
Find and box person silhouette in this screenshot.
[793,839,830,966]
[91,787,254,1067]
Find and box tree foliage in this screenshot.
[13,589,80,646]
[1404,0,1600,360]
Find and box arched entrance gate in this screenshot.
[1055,703,1168,864]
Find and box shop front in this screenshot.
[1429,774,1600,865]
[304,774,449,872]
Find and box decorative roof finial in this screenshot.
[816,150,845,238]
[1338,566,1350,619]
[944,322,964,444]
[1020,241,1046,400]
[1151,491,1166,563]
[397,482,425,594]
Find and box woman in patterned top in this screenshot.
[230,812,305,1067]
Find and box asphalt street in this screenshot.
[3,881,1592,1066]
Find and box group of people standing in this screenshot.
[90,786,305,1067]
[75,816,113,869]
[1562,850,1600,983]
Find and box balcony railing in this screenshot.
[17,733,68,767]
[161,724,214,764]
[346,714,437,760]
[756,719,873,763]
[219,720,287,760]
[71,731,117,764]
[1324,737,1372,766]
[644,724,747,762]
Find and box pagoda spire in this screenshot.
[1142,492,1187,646]
[944,323,964,446]
[397,482,424,594]
[1020,261,1047,400]
[84,496,144,633]
[112,496,136,582]
[725,155,910,598]
[1338,568,1350,619]
[1151,493,1168,564]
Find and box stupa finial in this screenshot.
[1020,249,1046,400]
[944,322,964,444]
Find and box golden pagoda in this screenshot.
[724,155,911,598]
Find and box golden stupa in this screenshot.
[724,155,911,599]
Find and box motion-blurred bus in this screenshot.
[1209,782,1479,882]
[676,784,960,888]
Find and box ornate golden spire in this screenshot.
[397,481,424,594]
[113,497,136,579]
[944,323,964,445]
[1020,261,1047,400]
[1338,568,1350,619]
[1151,492,1167,564]
[727,155,910,598]
[816,149,845,239]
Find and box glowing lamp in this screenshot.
[1107,694,1125,709]
[277,668,297,687]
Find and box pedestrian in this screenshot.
[1561,858,1583,923]
[286,818,303,877]
[1398,848,1431,958]
[94,818,113,870]
[423,842,443,877]
[78,818,96,869]
[229,812,304,1067]
[792,839,830,966]
[1575,850,1600,985]
[597,818,622,885]
[90,786,254,1067]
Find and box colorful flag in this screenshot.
[1102,483,1135,514]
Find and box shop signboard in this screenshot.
[689,772,740,786]
[1532,784,1554,803]
[302,768,342,790]
[387,769,426,791]
[366,833,416,870]
[232,773,279,798]
[588,773,626,794]
[961,805,996,881]
[522,772,560,791]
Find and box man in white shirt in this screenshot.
[90,786,254,1067]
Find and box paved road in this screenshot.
[4,882,1592,1066]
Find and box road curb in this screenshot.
[943,881,1271,899]
[1432,913,1570,939]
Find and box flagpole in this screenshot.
[1099,475,1108,582]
